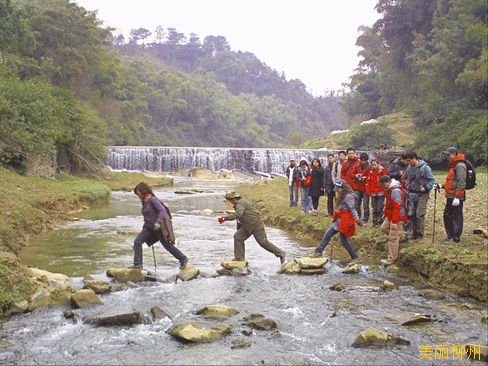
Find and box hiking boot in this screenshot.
[179,258,188,270]
[444,237,454,243]
[380,259,396,266]
[308,252,322,258]
[279,253,286,264]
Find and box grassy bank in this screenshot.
[0,167,173,314]
[239,170,488,302]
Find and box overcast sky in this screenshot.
[75,0,380,95]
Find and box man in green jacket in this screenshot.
[218,191,286,263]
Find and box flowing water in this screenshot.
[1,178,486,365]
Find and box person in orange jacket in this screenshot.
[379,175,408,265]
[441,147,467,243]
[366,160,386,227]
[310,180,362,262]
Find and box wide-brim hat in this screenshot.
[224,191,241,199]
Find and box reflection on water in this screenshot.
[4,179,487,365]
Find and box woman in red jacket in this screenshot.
[366,160,386,227]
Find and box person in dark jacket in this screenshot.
[403,151,435,241]
[308,158,325,215]
[310,180,362,261]
[298,157,313,213]
[218,191,286,263]
[323,154,336,216]
[133,182,188,270]
[285,158,299,207]
[387,155,408,181]
[441,147,467,243]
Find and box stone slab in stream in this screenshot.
[221,260,248,270]
[242,314,277,331]
[196,305,239,319]
[83,280,111,294]
[84,311,143,326]
[281,256,329,275]
[106,268,144,283]
[401,314,435,326]
[178,264,200,281]
[169,322,229,343]
[70,289,102,308]
[352,327,410,348]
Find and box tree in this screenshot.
[154,25,165,43]
[129,27,151,45]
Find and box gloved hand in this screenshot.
[356,219,364,227]
[218,217,225,224]
[420,186,426,193]
[153,223,161,231]
[452,198,460,206]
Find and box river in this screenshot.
[1,178,486,365]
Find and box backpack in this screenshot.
[394,186,414,217]
[459,160,476,190]
[158,198,172,219]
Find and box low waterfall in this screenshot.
[106,146,340,174]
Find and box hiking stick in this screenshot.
[432,187,438,244]
[152,246,157,271]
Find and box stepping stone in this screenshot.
[178,264,200,281]
[196,305,239,319]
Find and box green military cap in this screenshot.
[224,190,242,199]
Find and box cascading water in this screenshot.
[106,147,340,174]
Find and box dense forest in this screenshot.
[342,0,487,163]
[0,0,346,173]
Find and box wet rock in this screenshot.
[63,310,79,320]
[461,302,476,310]
[367,265,379,273]
[342,263,360,274]
[280,260,301,274]
[70,289,102,308]
[295,257,329,269]
[465,344,488,362]
[84,311,143,326]
[6,300,29,316]
[169,322,226,343]
[28,288,51,311]
[28,268,71,290]
[211,324,232,335]
[216,267,250,276]
[268,330,281,339]
[83,280,111,294]
[352,327,410,348]
[174,190,195,195]
[387,264,401,274]
[242,327,253,336]
[151,306,170,320]
[401,314,434,326]
[110,282,138,292]
[144,272,159,282]
[232,337,251,349]
[481,314,488,324]
[382,280,396,290]
[329,283,346,292]
[106,268,144,283]
[418,289,445,300]
[178,264,200,281]
[196,305,239,319]
[242,314,277,331]
[83,275,96,282]
[301,268,325,275]
[221,260,248,270]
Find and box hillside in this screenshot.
[300,112,416,150]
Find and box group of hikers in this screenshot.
[130,146,470,270]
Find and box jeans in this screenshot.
[314,226,358,260]
[326,192,335,215]
[289,185,298,206]
[134,227,187,267]
[443,198,464,241]
[300,187,313,212]
[371,195,385,226]
[354,190,370,223]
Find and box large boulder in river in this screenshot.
[169,322,228,343]
[28,268,71,290]
[70,289,102,308]
[106,268,144,283]
[178,264,199,281]
[7,300,29,316]
[83,280,111,294]
[196,305,239,319]
[28,288,52,311]
[84,311,143,326]
[295,257,329,269]
[401,314,434,326]
[221,260,248,270]
[352,327,410,348]
[242,314,277,331]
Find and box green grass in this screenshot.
[0,258,33,314]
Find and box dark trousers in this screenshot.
[314,226,358,260]
[371,195,385,226]
[311,196,320,210]
[134,227,187,266]
[443,198,464,241]
[354,190,370,223]
[326,192,335,216]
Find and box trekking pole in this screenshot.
[432,186,438,244]
[152,246,157,271]
[330,241,334,262]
